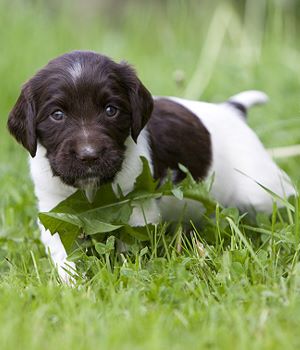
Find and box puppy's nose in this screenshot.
[76,145,99,162]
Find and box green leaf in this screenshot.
[80,218,122,235]
[94,236,116,255]
[39,212,80,253]
[140,246,149,257]
[39,211,121,237]
[159,165,216,214]
[171,187,184,200]
[131,156,158,194]
[79,200,133,224]
[122,225,150,241]
[106,236,116,251]
[51,183,119,214]
[94,242,107,255]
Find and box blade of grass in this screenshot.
[184,3,233,99]
[227,217,263,270]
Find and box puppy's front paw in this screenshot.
[129,199,160,226]
[56,259,77,286]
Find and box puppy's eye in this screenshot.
[105,105,118,117]
[50,110,65,122]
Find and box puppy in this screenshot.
[7,51,295,282]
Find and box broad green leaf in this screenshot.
[51,183,119,214]
[40,212,83,228]
[39,212,80,253]
[80,218,122,235]
[122,225,150,241]
[79,200,133,224]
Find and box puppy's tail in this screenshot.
[227,90,269,114]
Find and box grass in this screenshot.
[1,0,300,349]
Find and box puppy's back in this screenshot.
[149,94,295,213]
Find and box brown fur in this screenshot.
[148,98,212,182]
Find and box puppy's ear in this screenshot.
[7,83,37,157]
[129,79,153,142]
[120,63,153,142]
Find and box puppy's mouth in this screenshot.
[48,150,124,200]
[73,171,116,203]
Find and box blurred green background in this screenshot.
[1,2,300,349]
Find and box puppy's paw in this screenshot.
[56,259,77,286]
[129,199,160,226]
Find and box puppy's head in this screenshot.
[8,51,153,188]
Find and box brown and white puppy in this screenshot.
[8,51,295,282]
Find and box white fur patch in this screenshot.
[113,129,153,195]
[68,61,82,81]
[228,90,269,109]
[30,144,77,283]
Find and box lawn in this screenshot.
[1,0,300,349]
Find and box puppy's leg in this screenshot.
[129,198,161,226]
[37,197,77,284]
[38,221,76,284]
[115,199,160,253]
[30,147,78,283]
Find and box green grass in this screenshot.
[1,0,300,349]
